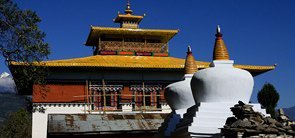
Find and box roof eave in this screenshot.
[85,27,179,46]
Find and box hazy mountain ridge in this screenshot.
[0,93,26,125]
[283,106,295,121]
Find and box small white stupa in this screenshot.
[161,26,268,138]
[165,45,197,111]
[157,46,198,137]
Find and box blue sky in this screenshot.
[1,0,294,108]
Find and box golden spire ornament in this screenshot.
[184,45,198,74]
[125,0,133,15]
[213,25,230,60]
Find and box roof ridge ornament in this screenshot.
[213,25,230,60]
[125,0,133,15]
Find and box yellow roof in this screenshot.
[10,55,275,75]
[114,14,144,23]
[85,26,179,46]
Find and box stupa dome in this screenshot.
[164,46,197,110]
[191,26,254,104]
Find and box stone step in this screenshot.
[197,104,234,113]
[188,126,221,134]
[199,102,236,108]
[192,117,227,127]
[195,111,233,118]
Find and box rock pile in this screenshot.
[277,108,295,127]
[222,101,295,137]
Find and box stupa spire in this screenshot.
[213,25,230,60]
[125,0,133,15]
[184,45,198,74]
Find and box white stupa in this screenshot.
[157,46,198,137]
[160,26,268,138]
[191,25,254,104]
[165,45,197,111]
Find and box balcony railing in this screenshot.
[100,41,168,52]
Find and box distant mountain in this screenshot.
[283,106,295,121]
[0,72,16,93]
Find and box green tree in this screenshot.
[257,83,280,118]
[0,108,32,138]
[0,0,50,92]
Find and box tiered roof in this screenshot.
[10,2,276,77]
[85,27,178,46]
[10,55,275,76]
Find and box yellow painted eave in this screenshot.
[10,55,276,72]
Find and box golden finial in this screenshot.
[125,0,133,15]
[213,25,230,60]
[184,45,198,74]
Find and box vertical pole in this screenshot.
[102,79,106,113]
[122,35,124,51]
[85,80,88,113]
[89,81,92,111]
[98,36,101,54]
[144,36,147,46]
[134,89,137,111]
[142,81,146,112]
[166,34,169,53]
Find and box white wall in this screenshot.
[32,103,88,138]
[32,103,171,138]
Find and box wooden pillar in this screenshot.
[114,92,118,109]
[98,36,101,54]
[142,82,146,112]
[144,36,147,46]
[122,35,124,51]
[85,80,89,113]
[166,34,169,53]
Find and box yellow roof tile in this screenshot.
[10,55,275,74]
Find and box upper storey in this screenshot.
[85,1,178,56]
[114,0,143,29]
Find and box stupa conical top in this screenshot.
[213,25,230,60]
[184,45,198,74]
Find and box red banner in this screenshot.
[117,51,134,55]
[153,53,169,57]
[136,52,152,56]
[99,51,117,55]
